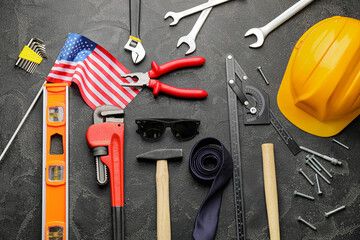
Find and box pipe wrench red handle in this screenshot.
[87,122,125,240]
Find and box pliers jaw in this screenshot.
[124,38,146,64]
[120,72,149,87]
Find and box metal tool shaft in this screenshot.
[0,82,45,162]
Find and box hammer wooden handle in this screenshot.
[261,143,280,240]
[156,160,171,240]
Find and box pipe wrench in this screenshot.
[124,0,145,64]
[86,105,125,240]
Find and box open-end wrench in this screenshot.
[245,0,315,48]
[164,0,231,26]
[177,6,212,55]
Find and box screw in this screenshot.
[227,55,232,60]
[298,168,314,186]
[306,155,321,172]
[257,66,270,85]
[315,174,322,195]
[229,79,234,84]
[297,216,317,231]
[300,146,342,166]
[305,159,331,185]
[294,190,314,200]
[243,75,248,80]
[311,155,333,179]
[325,205,346,217]
[332,138,350,150]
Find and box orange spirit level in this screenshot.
[42,83,69,240]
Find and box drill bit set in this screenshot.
[15,38,47,73]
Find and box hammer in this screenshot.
[137,149,183,240]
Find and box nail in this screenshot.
[325,205,346,218]
[305,160,331,185]
[257,66,270,85]
[298,216,317,231]
[315,174,322,195]
[294,190,315,200]
[299,168,314,186]
[332,139,349,150]
[311,155,333,179]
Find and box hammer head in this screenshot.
[136,149,183,162]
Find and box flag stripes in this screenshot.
[46,35,140,110]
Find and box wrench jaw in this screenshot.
[164,12,180,26]
[244,28,265,48]
[124,38,146,64]
[177,36,197,55]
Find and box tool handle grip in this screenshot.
[112,206,125,240]
[148,80,207,99]
[148,57,206,78]
[156,160,171,240]
[129,0,141,38]
[261,143,280,240]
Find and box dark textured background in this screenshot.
[1,0,360,239]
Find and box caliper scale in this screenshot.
[226,54,301,240]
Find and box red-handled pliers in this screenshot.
[120,57,208,99]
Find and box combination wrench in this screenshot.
[245,0,315,48]
[177,5,212,55]
[164,0,231,26]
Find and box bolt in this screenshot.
[257,66,270,85]
[250,107,257,114]
[298,168,314,186]
[311,155,333,179]
[294,190,314,200]
[332,138,350,150]
[300,146,342,166]
[229,79,234,84]
[325,205,346,218]
[297,216,317,231]
[306,155,321,172]
[244,101,249,106]
[243,75,248,80]
[227,55,232,60]
[315,174,322,195]
[305,160,331,185]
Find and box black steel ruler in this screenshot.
[225,53,301,239]
[269,109,301,155]
[226,54,246,240]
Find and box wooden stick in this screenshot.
[261,143,280,240]
[156,160,171,240]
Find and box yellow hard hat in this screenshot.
[277,16,360,137]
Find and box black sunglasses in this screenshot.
[135,118,200,141]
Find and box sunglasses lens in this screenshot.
[137,121,165,140]
[172,121,198,140]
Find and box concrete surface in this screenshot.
[0,0,360,239]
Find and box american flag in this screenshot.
[46,33,141,110]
